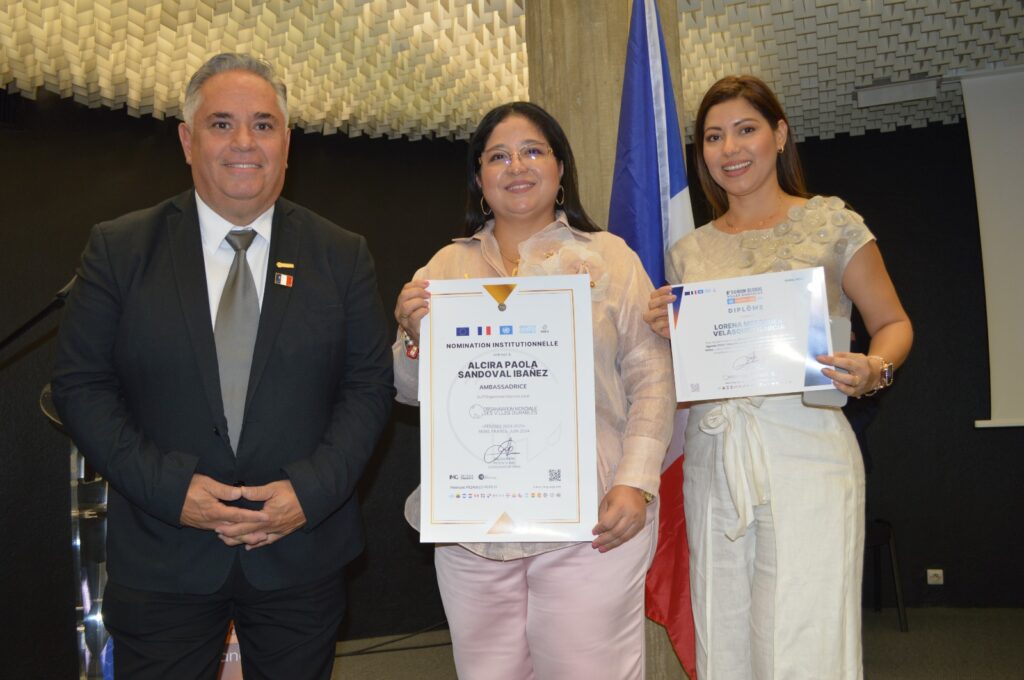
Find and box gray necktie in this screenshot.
[215,229,260,453]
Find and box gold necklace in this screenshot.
[723,198,786,232]
[497,246,520,276]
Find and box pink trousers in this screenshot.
[434,519,656,680]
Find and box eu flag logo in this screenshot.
[456,327,470,336]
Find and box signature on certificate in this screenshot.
[483,437,520,463]
[732,351,759,370]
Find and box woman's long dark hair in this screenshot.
[464,101,599,236]
[693,75,810,217]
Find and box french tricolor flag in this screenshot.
[608,0,694,286]
[607,0,695,676]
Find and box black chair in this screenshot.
[865,518,908,632]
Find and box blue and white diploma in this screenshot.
[418,275,599,542]
[668,267,834,402]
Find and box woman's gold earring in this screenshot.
[480,196,493,216]
[556,185,565,206]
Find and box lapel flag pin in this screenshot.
[275,261,295,269]
[274,272,294,288]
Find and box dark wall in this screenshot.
[799,125,1024,608]
[2,88,1022,679]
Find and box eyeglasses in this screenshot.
[480,144,555,168]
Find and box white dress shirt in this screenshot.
[195,192,274,325]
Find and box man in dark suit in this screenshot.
[52,53,394,679]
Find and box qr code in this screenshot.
[548,469,561,482]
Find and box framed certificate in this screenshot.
[668,267,834,401]
[418,274,598,542]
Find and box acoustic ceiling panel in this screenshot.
[0,1,1021,140]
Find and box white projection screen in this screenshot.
[960,68,1024,428]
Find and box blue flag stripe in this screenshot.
[608,0,694,286]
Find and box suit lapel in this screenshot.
[246,199,297,411]
[167,192,228,434]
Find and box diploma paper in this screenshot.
[668,267,833,401]
[418,275,598,542]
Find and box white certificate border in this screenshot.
[419,275,597,541]
[668,267,833,402]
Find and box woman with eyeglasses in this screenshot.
[392,101,675,679]
[645,75,913,679]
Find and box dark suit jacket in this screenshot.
[53,191,394,594]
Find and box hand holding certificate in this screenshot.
[668,267,834,401]
[418,274,598,543]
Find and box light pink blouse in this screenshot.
[394,214,675,560]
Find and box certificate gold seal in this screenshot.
[487,512,518,535]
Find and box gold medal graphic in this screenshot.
[483,283,517,311]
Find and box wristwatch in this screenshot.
[864,355,894,397]
[878,358,894,388]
